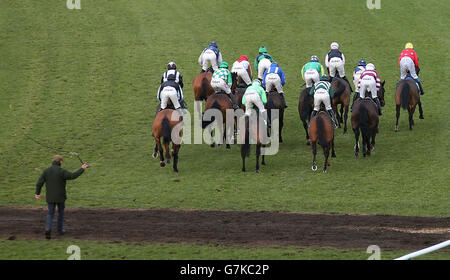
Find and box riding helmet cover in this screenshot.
[405,42,414,49]
[259,46,267,53]
[330,42,339,50]
[366,63,375,70]
[310,55,319,62]
[358,60,367,67]
[220,61,229,68]
[167,62,176,70]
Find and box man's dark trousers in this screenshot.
[46,202,65,233]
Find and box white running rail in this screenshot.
[394,240,450,260]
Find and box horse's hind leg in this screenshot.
[311,141,318,171]
[343,105,349,134]
[172,144,180,172]
[165,142,171,164]
[256,144,261,173]
[418,100,424,119]
[152,144,158,158]
[156,138,165,167]
[262,145,266,165]
[395,104,400,132]
[339,104,344,124]
[331,138,336,158]
[303,120,311,145]
[408,106,414,130]
[279,110,284,143]
[353,128,360,157]
[323,147,330,173]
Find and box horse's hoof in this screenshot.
[355,152,359,158]
[262,161,266,165]
[395,126,399,132]
[327,162,331,166]
[312,165,317,171]
[420,115,424,119]
[160,161,166,167]
[166,159,171,164]
[332,153,336,158]
[242,168,245,172]
[306,139,311,146]
[152,152,158,159]
[226,145,231,149]
[255,170,260,173]
[323,169,327,173]
[210,143,215,148]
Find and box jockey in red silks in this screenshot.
[232,55,252,87]
[399,42,424,95]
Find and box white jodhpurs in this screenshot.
[304,69,320,88]
[313,89,332,111]
[210,77,231,94]
[400,57,418,79]
[359,76,377,99]
[244,90,266,116]
[202,50,218,71]
[232,62,251,85]
[265,73,283,93]
[160,86,181,109]
[257,58,272,80]
[328,57,345,78]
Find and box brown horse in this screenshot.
[152,109,182,172]
[241,115,266,173]
[351,99,379,158]
[201,73,238,149]
[192,68,214,101]
[309,111,336,173]
[298,87,313,145]
[331,77,351,134]
[266,90,285,143]
[395,79,424,132]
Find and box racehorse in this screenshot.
[298,87,313,145]
[266,90,285,143]
[241,115,266,173]
[152,109,182,172]
[331,77,351,134]
[395,79,424,132]
[192,67,214,101]
[309,111,336,173]
[351,99,379,158]
[201,73,238,149]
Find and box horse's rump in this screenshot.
[332,78,346,99]
[316,114,329,149]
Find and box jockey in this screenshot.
[198,41,223,73]
[210,61,239,109]
[357,63,383,115]
[325,42,353,91]
[309,75,338,128]
[231,55,252,87]
[263,62,287,108]
[353,59,366,90]
[157,63,185,111]
[242,79,268,126]
[254,46,274,82]
[399,42,424,95]
[301,55,325,88]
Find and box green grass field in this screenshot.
[0,0,449,259]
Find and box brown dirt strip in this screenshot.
[0,206,449,250]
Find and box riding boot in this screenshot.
[342,76,353,92]
[310,110,318,120]
[229,94,239,110]
[327,109,339,129]
[373,97,383,115]
[280,92,288,108]
[417,81,425,95]
[200,69,206,73]
[351,93,359,112]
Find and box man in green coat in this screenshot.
[35,155,90,239]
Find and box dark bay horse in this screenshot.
[309,111,336,173]
[395,79,424,132]
[241,115,266,173]
[351,99,379,158]
[152,109,182,172]
[298,87,313,145]
[266,90,285,143]
[201,73,238,149]
[331,77,351,134]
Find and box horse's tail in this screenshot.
[241,115,250,158]
[300,91,312,121]
[401,81,410,110]
[201,100,220,128]
[162,117,172,144]
[358,103,370,138]
[316,114,329,149]
[334,80,346,98]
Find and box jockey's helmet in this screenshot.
[358,60,367,67]
[330,42,339,50]
[310,55,319,62]
[219,61,229,69]
[167,62,176,70]
[259,46,267,53]
[405,42,414,49]
[366,63,375,71]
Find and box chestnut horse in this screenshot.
[193,67,214,101]
[298,87,313,145]
[395,79,424,132]
[331,77,351,134]
[309,111,336,173]
[152,109,182,172]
